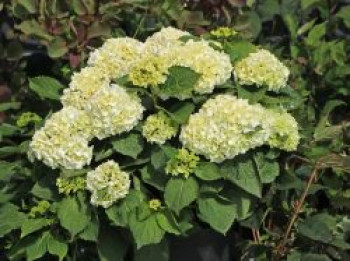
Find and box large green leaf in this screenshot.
[57,196,90,237]
[168,102,195,124]
[254,152,280,184]
[221,155,262,198]
[140,165,168,191]
[224,41,256,63]
[26,232,50,261]
[194,162,222,181]
[21,218,51,238]
[198,195,236,234]
[0,161,18,182]
[0,203,27,237]
[47,233,68,261]
[29,76,64,100]
[164,177,199,215]
[129,213,165,248]
[156,210,181,235]
[305,22,326,47]
[157,66,200,99]
[106,190,145,227]
[112,133,144,159]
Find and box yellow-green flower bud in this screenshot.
[29,200,50,218]
[166,148,199,178]
[17,112,42,128]
[210,27,238,38]
[149,199,162,211]
[56,176,86,195]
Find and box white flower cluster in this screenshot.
[28,107,93,169]
[172,40,232,94]
[144,27,189,55]
[61,67,109,110]
[87,37,144,79]
[86,85,144,140]
[86,160,130,208]
[129,27,232,95]
[180,95,299,162]
[234,49,290,92]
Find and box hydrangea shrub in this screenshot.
[23,27,303,254]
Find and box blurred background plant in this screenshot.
[0,0,350,260]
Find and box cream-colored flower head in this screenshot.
[144,27,190,55]
[86,160,130,208]
[172,40,232,94]
[234,49,290,92]
[61,67,109,109]
[85,84,144,139]
[180,95,270,162]
[267,110,299,151]
[28,107,93,169]
[88,37,144,79]
[142,111,177,145]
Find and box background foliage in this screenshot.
[0,0,350,260]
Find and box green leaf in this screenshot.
[98,228,127,261]
[0,146,22,158]
[140,165,168,191]
[305,22,326,47]
[0,102,21,112]
[106,190,145,227]
[134,239,169,261]
[112,133,144,159]
[221,188,253,220]
[17,20,54,41]
[18,0,36,13]
[87,21,111,39]
[194,162,222,181]
[79,216,99,241]
[151,146,168,170]
[224,41,256,62]
[0,124,20,137]
[47,38,68,58]
[156,210,181,235]
[0,161,18,182]
[57,196,90,237]
[298,214,336,244]
[254,152,280,184]
[198,195,236,234]
[47,233,68,261]
[29,76,64,100]
[222,154,262,198]
[164,177,199,215]
[31,175,60,201]
[129,213,165,248]
[0,203,27,237]
[168,102,195,124]
[26,231,49,261]
[337,6,350,28]
[21,218,51,238]
[157,66,200,99]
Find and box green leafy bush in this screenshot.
[0,1,349,260]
